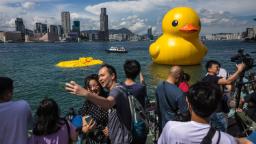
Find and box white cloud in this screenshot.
[120,21,126,26]
[82,0,173,34]
[129,21,146,33]
[85,1,152,15]
[0,0,255,34]
[22,2,35,9]
[192,0,256,16]
[110,15,148,34]
[199,8,250,27]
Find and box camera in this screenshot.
[231,48,254,71]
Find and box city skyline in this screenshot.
[0,0,255,35]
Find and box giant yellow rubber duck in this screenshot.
[149,7,207,65]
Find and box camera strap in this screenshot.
[64,119,73,143]
[200,127,221,144]
[162,81,178,113]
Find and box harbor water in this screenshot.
[0,40,256,115]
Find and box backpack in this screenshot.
[117,85,149,140]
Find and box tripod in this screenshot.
[233,70,256,136]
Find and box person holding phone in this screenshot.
[79,74,109,144]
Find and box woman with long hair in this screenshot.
[29,98,77,144]
[78,74,109,144]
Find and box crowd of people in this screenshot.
[1,59,256,144]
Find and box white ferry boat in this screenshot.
[106,46,128,53]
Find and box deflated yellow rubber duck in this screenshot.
[149,7,207,65]
[56,57,103,68]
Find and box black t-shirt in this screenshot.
[122,83,147,108]
[202,74,222,85]
[202,75,225,112]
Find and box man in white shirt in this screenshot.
[158,81,251,144]
[0,77,32,144]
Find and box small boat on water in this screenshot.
[106,46,128,53]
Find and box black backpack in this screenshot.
[117,85,149,140]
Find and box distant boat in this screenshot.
[106,46,128,53]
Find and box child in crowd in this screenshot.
[29,98,77,144]
[178,72,190,93]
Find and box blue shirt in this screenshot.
[156,81,188,130]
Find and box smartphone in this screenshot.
[85,115,92,123]
[85,115,96,127]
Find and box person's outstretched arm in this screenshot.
[218,63,246,85]
[65,81,115,110]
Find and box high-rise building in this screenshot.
[25,29,33,36]
[100,8,109,41]
[35,23,41,33]
[15,18,25,33]
[61,11,71,37]
[41,24,47,34]
[15,18,25,41]
[72,20,80,33]
[147,27,153,40]
[48,25,58,35]
[57,25,63,37]
[35,23,47,34]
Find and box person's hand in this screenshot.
[236,108,243,112]
[237,63,246,72]
[102,127,109,137]
[139,72,146,85]
[65,81,88,96]
[237,138,253,144]
[82,118,96,133]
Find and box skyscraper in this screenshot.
[100,8,109,41]
[48,25,58,35]
[61,11,71,37]
[35,23,47,34]
[41,24,47,34]
[147,27,153,40]
[15,18,25,41]
[15,18,25,33]
[57,25,63,37]
[72,20,80,33]
[35,23,41,33]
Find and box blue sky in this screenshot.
[0,0,255,35]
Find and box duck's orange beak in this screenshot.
[179,24,199,32]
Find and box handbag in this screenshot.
[64,119,73,144]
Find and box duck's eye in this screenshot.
[172,20,178,27]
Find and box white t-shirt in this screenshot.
[218,68,228,79]
[0,100,32,144]
[158,121,237,144]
